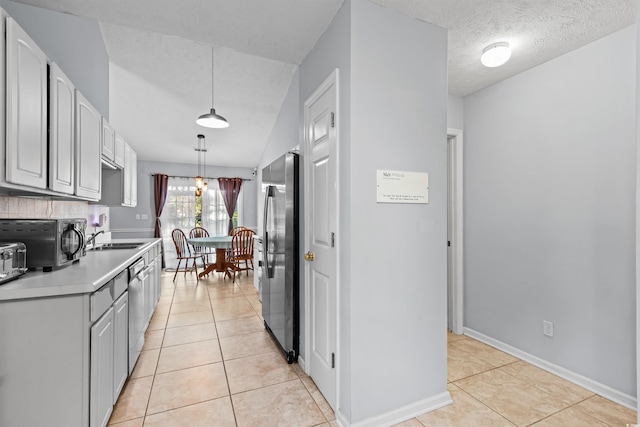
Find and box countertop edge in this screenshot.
[0,238,161,302]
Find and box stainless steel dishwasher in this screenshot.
[128,257,148,374]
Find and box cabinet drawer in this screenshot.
[91,281,114,323]
[113,269,128,299]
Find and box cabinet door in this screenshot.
[5,17,48,189]
[114,133,125,168]
[101,118,115,163]
[130,149,138,207]
[75,90,102,200]
[123,143,132,206]
[113,292,129,402]
[144,262,154,324]
[154,255,162,304]
[49,62,75,194]
[90,307,114,427]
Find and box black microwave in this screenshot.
[0,219,87,271]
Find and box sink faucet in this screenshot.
[87,230,105,248]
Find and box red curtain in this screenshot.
[153,174,169,267]
[218,177,243,234]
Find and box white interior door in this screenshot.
[304,70,338,409]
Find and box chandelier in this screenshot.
[194,134,208,197]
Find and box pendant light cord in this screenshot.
[211,45,215,108]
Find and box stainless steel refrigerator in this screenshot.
[262,152,299,363]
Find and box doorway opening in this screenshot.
[447,128,464,334]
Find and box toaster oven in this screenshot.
[0,242,27,284]
[0,219,87,271]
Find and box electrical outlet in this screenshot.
[543,320,554,337]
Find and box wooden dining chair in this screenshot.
[229,226,248,236]
[189,226,214,265]
[171,229,205,281]
[226,226,248,260]
[226,228,256,282]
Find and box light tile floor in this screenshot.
[108,270,335,427]
[109,271,637,427]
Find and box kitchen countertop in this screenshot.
[0,238,161,302]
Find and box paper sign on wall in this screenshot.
[376,170,429,204]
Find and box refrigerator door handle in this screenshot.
[263,185,275,278]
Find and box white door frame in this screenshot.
[303,69,340,409]
[447,128,464,334]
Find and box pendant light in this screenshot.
[197,46,229,128]
[194,134,208,196]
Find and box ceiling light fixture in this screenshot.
[194,134,208,196]
[481,42,511,68]
[197,46,229,129]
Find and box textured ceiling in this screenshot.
[11,0,637,166]
[372,0,636,96]
[102,23,297,168]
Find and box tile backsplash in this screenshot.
[0,196,110,233]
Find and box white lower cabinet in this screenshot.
[0,295,87,427]
[90,306,114,427]
[0,242,162,427]
[113,292,129,401]
[90,276,129,427]
[144,259,154,325]
[154,253,162,305]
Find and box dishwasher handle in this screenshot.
[138,265,152,281]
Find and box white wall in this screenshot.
[257,69,301,236]
[349,1,448,422]
[465,25,637,399]
[447,95,464,130]
[259,0,450,423]
[636,0,640,421]
[0,0,109,118]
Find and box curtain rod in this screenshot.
[151,173,253,181]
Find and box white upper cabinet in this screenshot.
[123,142,132,206]
[113,133,125,168]
[49,62,75,194]
[130,148,137,207]
[75,90,102,200]
[5,17,48,189]
[101,118,115,164]
[101,140,136,207]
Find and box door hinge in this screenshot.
[331,232,335,248]
[447,241,451,247]
[331,352,335,368]
[331,112,335,128]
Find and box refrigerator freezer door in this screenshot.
[262,152,299,363]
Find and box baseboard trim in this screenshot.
[297,355,306,373]
[337,391,452,427]
[464,327,638,411]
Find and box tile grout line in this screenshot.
[448,377,519,426]
[207,278,241,427]
[142,276,176,425]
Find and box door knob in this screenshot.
[304,251,315,261]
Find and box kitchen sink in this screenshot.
[92,242,144,251]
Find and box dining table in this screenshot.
[187,236,233,278]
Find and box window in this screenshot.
[161,177,241,268]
